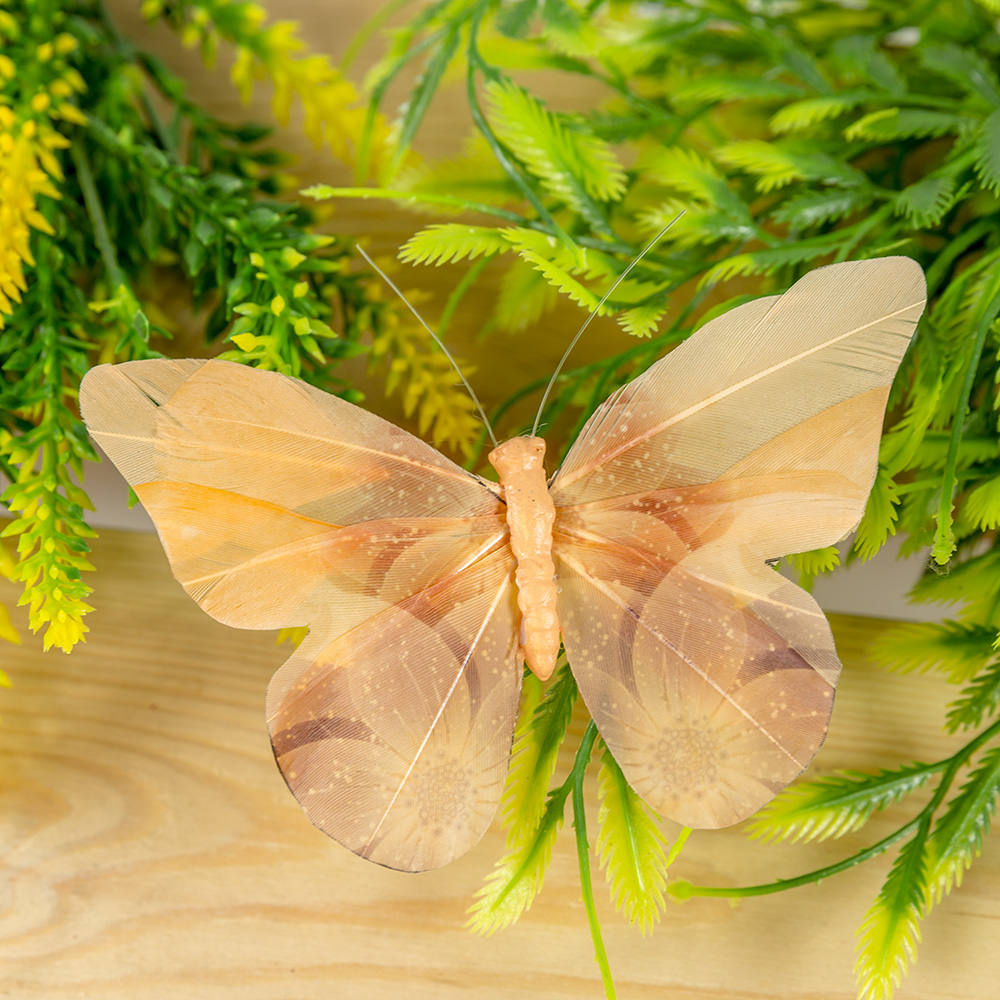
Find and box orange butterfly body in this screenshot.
[80,257,927,872]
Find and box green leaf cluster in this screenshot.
[0,0,403,650]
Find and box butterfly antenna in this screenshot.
[356,244,499,448]
[530,216,683,437]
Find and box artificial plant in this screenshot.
[0,0,479,655]
[319,1,1000,998]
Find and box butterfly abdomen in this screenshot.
[489,436,560,681]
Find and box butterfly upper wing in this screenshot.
[80,359,520,870]
[550,257,926,828]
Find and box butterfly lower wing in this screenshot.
[555,529,837,827]
[267,546,520,871]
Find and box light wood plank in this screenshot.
[0,530,997,999]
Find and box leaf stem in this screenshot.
[571,720,616,1000]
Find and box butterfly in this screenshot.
[79,256,926,873]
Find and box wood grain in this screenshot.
[0,529,998,999]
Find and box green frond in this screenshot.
[855,830,929,1000]
[467,785,567,935]
[921,43,1000,106]
[516,248,602,313]
[595,744,669,936]
[771,187,871,228]
[893,175,958,229]
[973,110,1000,194]
[769,91,872,134]
[495,256,559,332]
[854,466,899,562]
[398,224,512,266]
[747,763,936,844]
[483,77,627,216]
[844,108,974,142]
[870,620,998,682]
[637,145,725,204]
[961,475,1000,530]
[500,663,578,846]
[946,661,1000,732]
[700,242,837,286]
[672,76,805,105]
[909,549,1000,624]
[717,140,864,193]
[926,746,1000,903]
[879,377,943,477]
[617,300,667,338]
[784,545,840,581]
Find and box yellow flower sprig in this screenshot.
[142,0,389,177]
[0,30,84,328]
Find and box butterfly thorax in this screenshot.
[488,436,560,681]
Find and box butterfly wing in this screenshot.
[80,359,520,870]
[550,257,926,828]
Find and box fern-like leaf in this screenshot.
[595,744,669,936]
[501,663,578,846]
[717,140,865,193]
[747,763,937,843]
[467,786,567,934]
[854,465,900,561]
[845,108,974,142]
[700,241,838,286]
[921,43,1000,106]
[855,828,929,1000]
[926,746,1000,903]
[946,661,1000,732]
[769,91,872,134]
[672,76,805,105]
[870,620,998,682]
[399,223,512,266]
[771,187,871,228]
[962,475,1000,530]
[483,77,627,218]
[973,109,1000,194]
[894,174,958,228]
[495,256,558,331]
[617,300,667,338]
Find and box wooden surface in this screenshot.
[0,529,998,999]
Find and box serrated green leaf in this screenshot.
[717,140,866,193]
[962,475,1000,530]
[495,256,558,331]
[871,620,997,682]
[617,300,667,338]
[700,242,837,286]
[748,763,937,843]
[467,784,567,934]
[399,224,512,266]
[926,746,1000,902]
[501,663,577,846]
[672,76,806,105]
[854,466,899,561]
[769,91,873,134]
[845,108,974,143]
[771,187,871,228]
[894,174,957,228]
[855,829,929,1000]
[516,248,602,313]
[909,549,1000,624]
[946,661,1000,732]
[974,109,1000,193]
[483,77,627,218]
[596,744,669,936]
[921,44,1000,107]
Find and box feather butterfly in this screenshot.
[79,256,926,873]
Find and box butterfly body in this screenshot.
[488,435,559,681]
[80,256,927,871]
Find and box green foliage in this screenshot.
[342,2,1000,997]
[595,744,670,936]
[749,764,939,844]
[0,0,406,651]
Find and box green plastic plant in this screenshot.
[324,1,1000,997]
[0,0,481,653]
